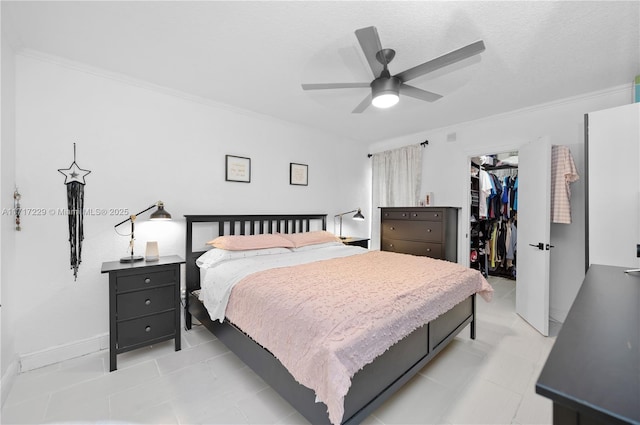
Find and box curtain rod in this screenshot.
[367,140,428,158]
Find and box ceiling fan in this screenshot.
[301,26,485,113]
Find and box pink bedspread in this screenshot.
[225,250,493,424]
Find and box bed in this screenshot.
[184,213,492,424]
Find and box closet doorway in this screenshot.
[467,138,552,336]
[469,152,518,281]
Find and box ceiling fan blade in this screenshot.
[301,82,370,90]
[355,26,385,78]
[352,94,372,113]
[399,84,443,102]
[395,40,486,83]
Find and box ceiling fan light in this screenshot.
[371,76,401,109]
[372,93,399,108]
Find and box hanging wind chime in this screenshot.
[13,187,21,231]
[58,143,91,280]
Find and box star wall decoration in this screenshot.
[58,161,91,184]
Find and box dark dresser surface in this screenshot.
[380,207,459,262]
[536,264,640,425]
[101,255,184,371]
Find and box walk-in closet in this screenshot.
[470,152,518,280]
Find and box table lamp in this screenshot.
[115,201,171,263]
[334,208,365,239]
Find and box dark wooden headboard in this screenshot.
[184,214,327,292]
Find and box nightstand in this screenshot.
[101,255,184,371]
[341,237,370,249]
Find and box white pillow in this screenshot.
[196,247,291,268]
[290,241,344,252]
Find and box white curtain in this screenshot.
[370,144,423,249]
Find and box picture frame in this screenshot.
[225,155,251,183]
[290,163,308,186]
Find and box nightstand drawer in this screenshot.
[382,220,442,242]
[116,269,175,292]
[382,239,443,259]
[117,310,175,349]
[117,286,175,320]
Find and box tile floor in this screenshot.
[2,276,558,424]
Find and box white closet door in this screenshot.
[587,103,640,268]
[516,137,552,336]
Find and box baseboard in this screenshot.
[549,307,568,324]
[19,333,109,373]
[1,359,19,407]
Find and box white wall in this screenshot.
[1,29,18,404]
[369,85,634,322]
[11,52,370,368]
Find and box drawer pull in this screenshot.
[426,248,431,252]
[389,244,394,248]
[427,229,432,232]
[144,278,151,284]
[390,227,395,230]
[434,213,439,217]
[145,326,151,333]
[145,299,151,306]
[412,213,417,217]
[402,213,407,217]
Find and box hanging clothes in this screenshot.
[472,160,518,280]
[478,169,493,219]
[506,220,517,261]
[513,176,518,212]
[550,145,579,224]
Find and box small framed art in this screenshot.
[225,155,251,183]
[290,163,308,186]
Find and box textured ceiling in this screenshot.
[3,1,639,143]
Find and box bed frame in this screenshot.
[184,214,476,424]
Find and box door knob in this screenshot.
[529,242,544,250]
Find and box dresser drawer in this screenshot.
[381,239,443,259]
[382,220,443,242]
[117,310,176,349]
[381,210,444,221]
[381,210,412,220]
[407,210,444,221]
[116,269,175,292]
[117,286,175,321]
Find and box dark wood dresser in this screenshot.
[380,207,459,262]
[536,264,640,424]
[101,255,184,371]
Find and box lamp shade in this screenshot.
[150,202,171,220]
[353,209,365,221]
